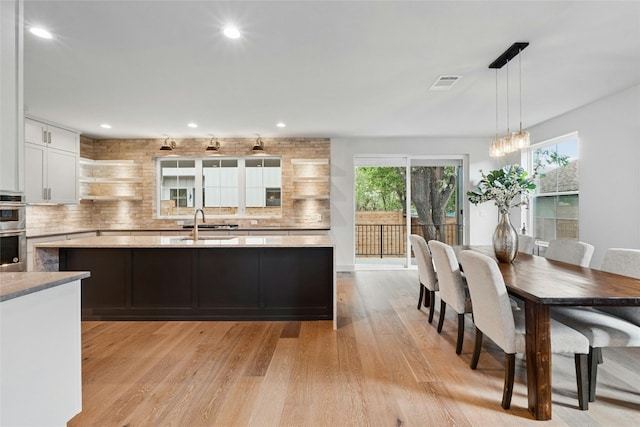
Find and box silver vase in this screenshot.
[493,211,518,263]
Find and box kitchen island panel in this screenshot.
[132,249,194,309]
[61,248,129,311]
[197,248,261,309]
[262,247,332,313]
[57,242,333,321]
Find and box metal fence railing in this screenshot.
[355,223,463,258]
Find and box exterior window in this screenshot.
[245,158,282,214]
[202,159,239,215]
[160,160,196,216]
[157,157,281,218]
[531,134,579,243]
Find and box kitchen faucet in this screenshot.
[193,208,206,241]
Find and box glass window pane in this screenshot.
[160,159,195,216]
[531,135,579,242]
[202,158,238,215]
[245,158,281,211]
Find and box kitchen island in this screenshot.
[35,235,335,327]
[1,271,89,427]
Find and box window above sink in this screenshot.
[157,157,281,219]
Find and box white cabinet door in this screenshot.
[25,118,79,204]
[47,148,78,204]
[25,143,47,203]
[25,143,79,204]
[48,125,78,153]
[0,1,21,192]
[25,119,47,146]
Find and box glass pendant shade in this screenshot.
[511,129,530,150]
[489,137,504,157]
[488,42,531,158]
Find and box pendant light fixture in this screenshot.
[252,134,264,151]
[160,137,176,151]
[488,42,530,158]
[206,135,220,151]
[503,57,512,149]
[489,69,504,157]
[511,47,530,150]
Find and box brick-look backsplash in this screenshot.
[27,136,330,231]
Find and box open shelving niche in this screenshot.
[290,158,329,200]
[79,158,143,201]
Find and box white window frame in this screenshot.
[527,132,580,244]
[155,156,282,219]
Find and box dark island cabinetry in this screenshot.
[59,247,333,321]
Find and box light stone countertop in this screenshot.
[26,227,330,238]
[34,234,334,248]
[0,271,91,302]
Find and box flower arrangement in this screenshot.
[467,164,537,214]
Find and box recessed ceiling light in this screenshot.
[187,122,198,128]
[222,26,241,39]
[276,122,286,128]
[30,27,53,39]
[100,124,112,129]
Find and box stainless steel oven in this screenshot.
[0,197,25,232]
[0,192,26,272]
[0,230,26,272]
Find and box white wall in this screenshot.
[526,84,640,267]
[330,136,496,271]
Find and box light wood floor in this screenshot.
[69,271,640,426]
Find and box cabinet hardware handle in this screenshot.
[48,188,52,200]
[43,188,47,200]
[43,129,47,143]
[48,131,52,144]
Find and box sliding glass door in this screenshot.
[354,156,463,269]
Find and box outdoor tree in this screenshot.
[355,167,405,211]
[355,165,457,242]
[410,166,456,241]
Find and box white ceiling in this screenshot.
[23,1,640,140]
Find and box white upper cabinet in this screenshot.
[25,118,78,153]
[0,0,23,193]
[25,117,79,204]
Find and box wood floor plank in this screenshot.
[68,270,640,426]
[246,338,297,425]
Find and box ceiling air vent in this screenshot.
[429,75,461,91]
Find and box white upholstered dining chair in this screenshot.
[551,248,640,402]
[545,239,595,267]
[517,235,535,254]
[458,250,591,410]
[428,240,472,355]
[409,234,439,323]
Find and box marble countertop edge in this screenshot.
[0,271,91,302]
[33,235,334,248]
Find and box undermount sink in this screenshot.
[178,236,236,241]
[182,224,239,230]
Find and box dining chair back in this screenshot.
[459,250,590,410]
[409,234,439,322]
[545,239,595,267]
[597,248,640,325]
[428,240,472,354]
[518,235,535,254]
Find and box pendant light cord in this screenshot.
[495,69,499,139]
[505,59,510,134]
[519,48,523,131]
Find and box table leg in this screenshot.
[524,300,552,420]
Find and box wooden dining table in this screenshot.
[459,246,640,420]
